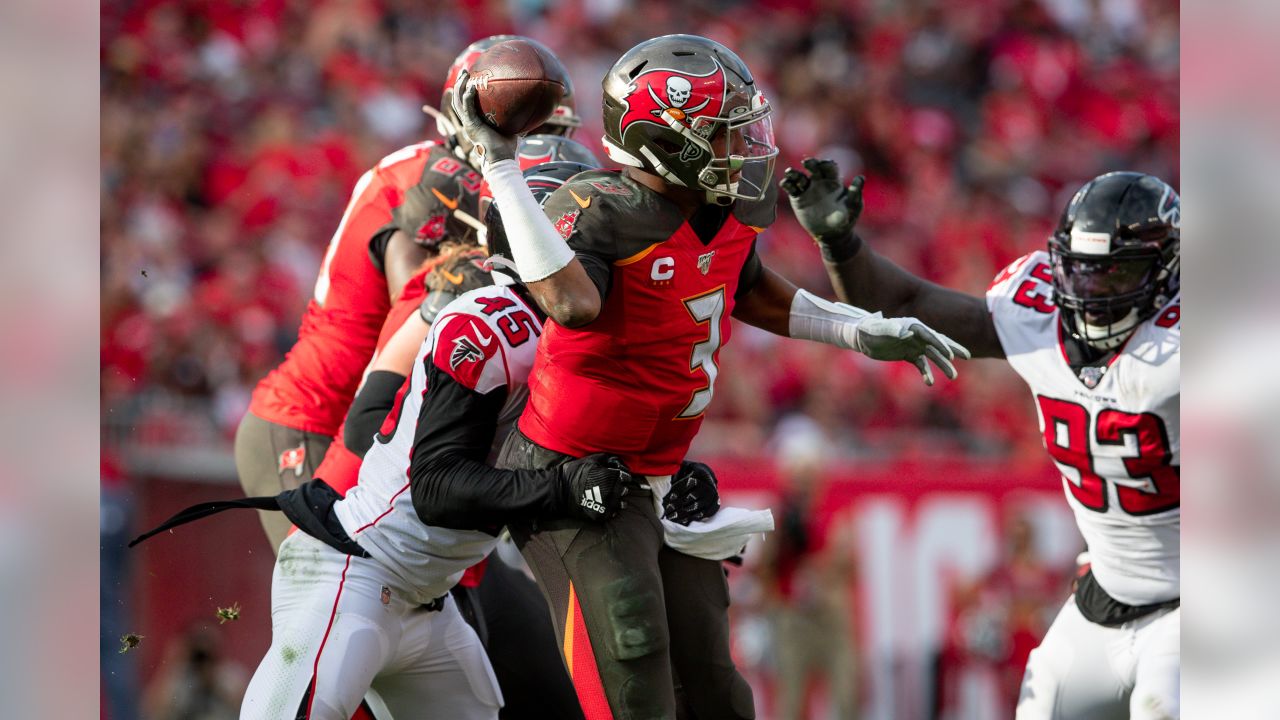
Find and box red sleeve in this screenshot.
[431,314,503,391]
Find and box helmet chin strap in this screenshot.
[1075,307,1140,350]
[482,256,521,286]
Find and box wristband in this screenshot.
[788,288,873,350]
[817,231,864,264]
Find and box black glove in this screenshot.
[663,460,721,526]
[450,69,519,170]
[779,158,865,262]
[557,453,633,522]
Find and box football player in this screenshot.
[134,232,632,719]
[781,162,1180,719]
[450,33,969,719]
[236,35,579,552]
[334,161,727,720]
[134,165,722,720]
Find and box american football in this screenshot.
[470,38,569,136]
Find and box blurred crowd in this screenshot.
[101,0,1179,462]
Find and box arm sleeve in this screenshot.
[344,370,407,458]
[408,357,565,530]
[483,159,576,282]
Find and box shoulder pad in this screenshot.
[430,312,504,393]
[542,170,684,261]
[392,149,483,248]
[986,250,1055,313]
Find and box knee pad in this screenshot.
[600,573,668,661]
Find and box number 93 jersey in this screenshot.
[987,251,1180,606]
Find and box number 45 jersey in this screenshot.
[988,251,1180,606]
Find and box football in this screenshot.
[469,39,570,136]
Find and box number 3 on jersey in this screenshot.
[1037,396,1179,516]
[678,286,726,419]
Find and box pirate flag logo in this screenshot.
[618,60,728,137]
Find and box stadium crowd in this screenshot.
[101,0,1178,461]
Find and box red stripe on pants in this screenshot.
[564,582,613,720]
[302,555,352,718]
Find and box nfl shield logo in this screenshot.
[1079,366,1105,389]
[697,251,715,275]
[381,586,392,605]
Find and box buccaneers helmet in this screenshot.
[483,161,598,284]
[431,36,581,163]
[1048,172,1180,349]
[601,34,778,206]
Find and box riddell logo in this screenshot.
[580,486,606,514]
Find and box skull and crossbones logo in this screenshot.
[646,71,713,120]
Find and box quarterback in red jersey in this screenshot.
[453,34,968,719]
[236,35,580,551]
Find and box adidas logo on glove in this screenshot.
[580,486,606,514]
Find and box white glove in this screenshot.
[851,312,970,386]
[789,289,970,386]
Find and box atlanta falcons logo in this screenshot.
[450,335,486,370]
[618,61,728,136]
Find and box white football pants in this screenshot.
[1016,596,1179,720]
[241,532,502,720]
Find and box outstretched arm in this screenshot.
[781,159,1005,359]
[733,264,969,386]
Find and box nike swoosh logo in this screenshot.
[431,187,460,210]
[440,268,465,285]
[474,331,495,348]
[569,189,591,209]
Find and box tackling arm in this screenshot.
[734,263,969,386]
[781,159,1004,358]
[408,314,629,527]
[823,248,1003,358]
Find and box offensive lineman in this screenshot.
[781,163,1180,719]
[452,34,970,719]
[236,35,579,551]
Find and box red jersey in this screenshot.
[249,141,482,435]
[311,266,431,495]
[519,170,776,475]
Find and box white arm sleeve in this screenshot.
[482,159,576,283]
[788,288,875,350]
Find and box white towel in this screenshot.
[647,475,775,561]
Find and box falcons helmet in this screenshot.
[1048,172,1180,349]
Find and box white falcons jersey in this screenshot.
[987,251,1180,605]
[334,285,540,604]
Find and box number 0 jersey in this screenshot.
[518,169,776,476]
[987,251,1180,605]
[333,285,539,603]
